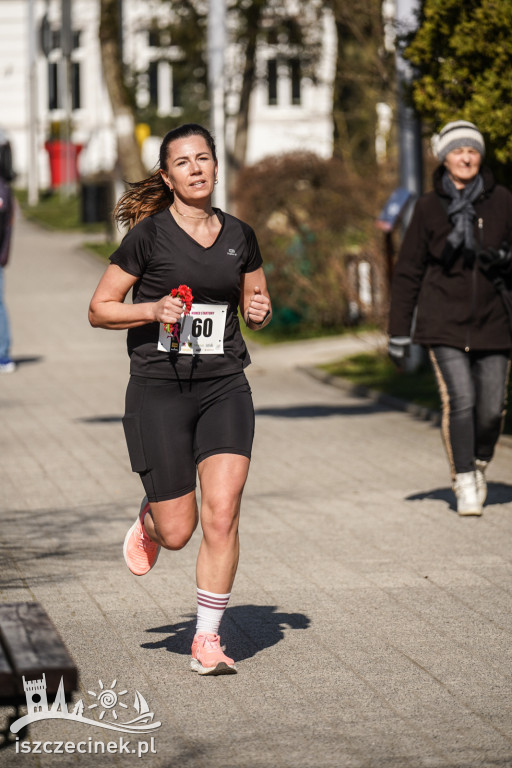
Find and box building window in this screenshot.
[47,27,80,54]
[47,26,82,112]
[268,59,277,105]
[148,29,161,47]
[290,58,301,105]
[267,58,302,107]
[48,62,59,110]
[48,61,81,111]
[71,61,81,110]
[172,63,185,109]
[51,29,61,51]
[148,61,159,106]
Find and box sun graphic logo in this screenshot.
[88,680,129,721]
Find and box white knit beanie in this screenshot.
[432,120,485,163]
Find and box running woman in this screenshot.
[89,123,271,674]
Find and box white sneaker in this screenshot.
[0,358,16,374]
[474,460,488,507]
[453,472,482,516]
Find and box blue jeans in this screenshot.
[429,346,510,476]
[0,266,11,360]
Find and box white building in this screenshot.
[0,0,336,190]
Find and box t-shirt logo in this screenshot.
[227,248,237,256]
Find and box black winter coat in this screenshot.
[388,166,512,351]
[0,177,13,267]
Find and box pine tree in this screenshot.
[404,0,512,165]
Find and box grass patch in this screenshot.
[242,321,378,346]
[15,188,105,233]
[322,351,441,410]
[83,241,117,260]
[321,350,512,435]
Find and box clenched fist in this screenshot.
[153,294,186,326]
[246,286,271,326]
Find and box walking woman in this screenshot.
[389,120,512,516]
[89,123,271,674]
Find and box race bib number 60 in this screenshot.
[158,303,227,355]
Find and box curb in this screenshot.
[299,365,512,450]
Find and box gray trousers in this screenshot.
[429,346,510,476]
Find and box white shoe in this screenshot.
[0,358,16,373]
[474,460,488,506]
[453,471,482,516]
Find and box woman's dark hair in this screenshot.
[114,123,217,229]
[159,123,217,169]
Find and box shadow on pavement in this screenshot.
[77,415,123,423]
[0,502,136,589]
[141,604,311,661]
[255,403,390,418]
[486,482,512,505]
[12,355,44,367]
[406,482,512,511]
[406,487,456,511]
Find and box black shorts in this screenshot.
[122,372,255,502]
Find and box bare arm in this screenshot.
[240,267,272,331]
[88,264,184,330]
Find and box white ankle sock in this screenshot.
[196,589,231,635]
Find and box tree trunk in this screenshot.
[99,0,146,183]
[227,2,263,204]
[329,0,391,173]
[231,6,261,171]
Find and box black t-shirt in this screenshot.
[110,207,263,379]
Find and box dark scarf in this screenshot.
[441,171,484,273]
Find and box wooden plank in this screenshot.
[0,641,16,698]
[0,603,78,697]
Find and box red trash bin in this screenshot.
[45,141,83,187]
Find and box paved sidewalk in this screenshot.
[1,214,512,768]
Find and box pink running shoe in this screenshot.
[123,497,160,576]
[191,633,237,675]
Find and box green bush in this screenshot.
[234,152,390,334]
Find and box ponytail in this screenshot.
[114,171,172,230]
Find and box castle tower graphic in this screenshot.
[23,673,48,714]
